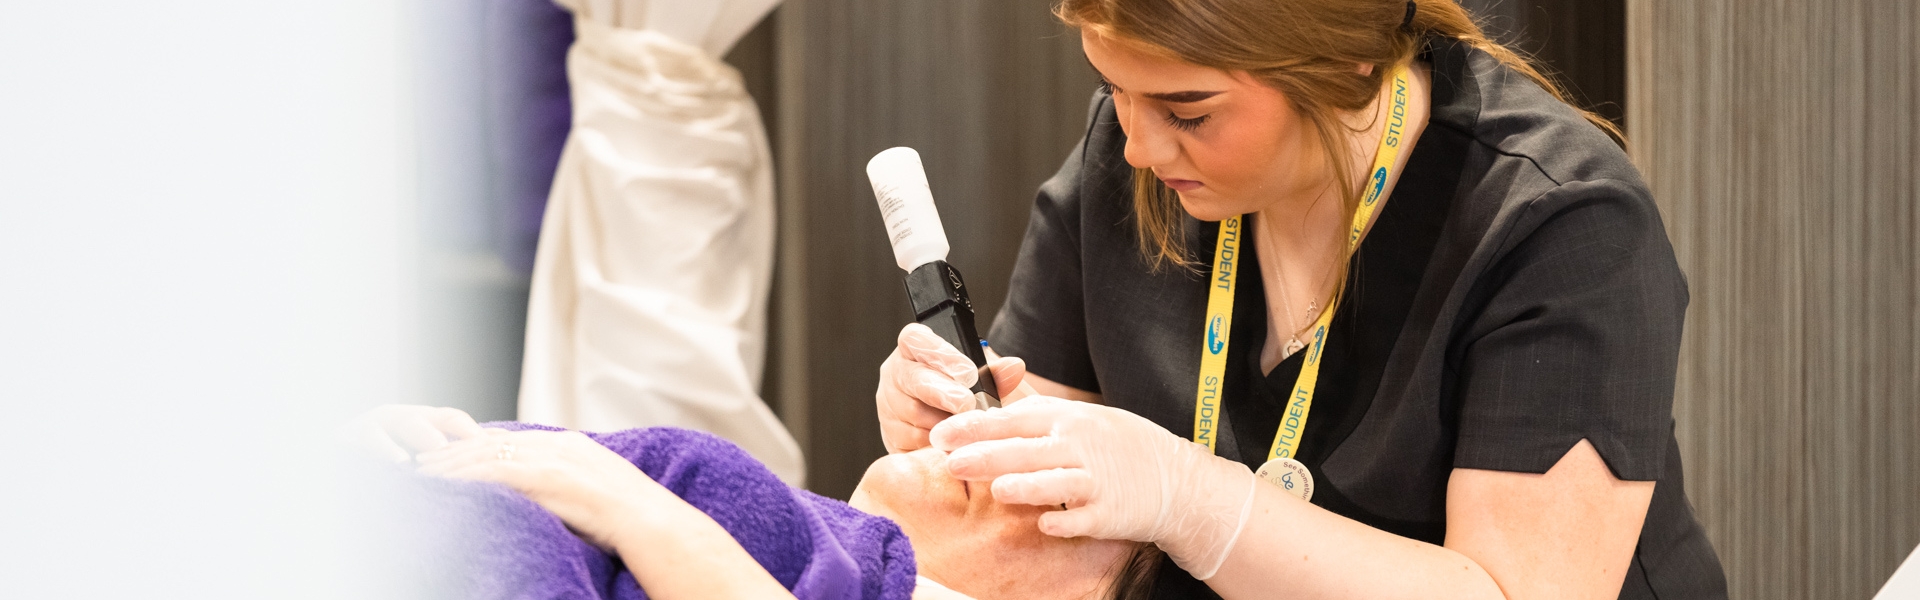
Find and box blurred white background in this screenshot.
[0,1,511,596]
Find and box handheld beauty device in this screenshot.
[866,147,1000,410]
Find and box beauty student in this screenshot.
[874,1,1727,598]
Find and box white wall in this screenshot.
[0,2,416,596]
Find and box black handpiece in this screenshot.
[868,147,1000,410]
[904,260,999,407]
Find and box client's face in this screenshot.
[849,448,1137,600]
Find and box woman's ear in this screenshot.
[1357,62,1375,76]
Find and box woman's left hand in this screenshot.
[930,396,1259,579]
[414,429,667,552]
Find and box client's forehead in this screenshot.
[867,448,948,488]
[869,448,1061,527]
[899,446,949,470]
[856,448,958,508]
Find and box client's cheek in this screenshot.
[852,450,975,542]
[857,450,949,508]
[965,480,998,513]
[962,505,1057,562]
[932,517,1112,599]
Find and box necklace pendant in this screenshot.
[1285,337,1306,356]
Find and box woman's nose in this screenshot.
[1119,102,1177,169]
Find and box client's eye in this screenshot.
[1165,112,1210,132]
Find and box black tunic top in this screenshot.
[988,37,1728,599]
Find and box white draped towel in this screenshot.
[519,0,802,484]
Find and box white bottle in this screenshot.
[866,147,952,272]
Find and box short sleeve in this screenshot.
[987,95,1109,393]
[1451,179,1688,481]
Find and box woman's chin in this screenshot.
[1176,190,1248,222]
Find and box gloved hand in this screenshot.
[930,396,1258,580]
[875,323,1026,454]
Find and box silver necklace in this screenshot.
[1260,218,1327,359]
[1279,290,1309,357]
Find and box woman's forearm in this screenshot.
[608,487,798,600]
[1204,483,1505,600]
[1204,441,1650,600]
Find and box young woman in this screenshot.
[873,1,1727,599]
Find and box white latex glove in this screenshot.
[929,396,1258,580]
[343,404,486,462]
[875,323,1025,453]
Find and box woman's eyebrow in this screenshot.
[1092,68,1224,103]
[1142,90,1224,103]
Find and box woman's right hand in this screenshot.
[876,324,1026,453]
[931,396,1257,580]
[344,404,487,462]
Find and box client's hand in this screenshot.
[345,405,485,462]
[414,429,800,600]
[930,396,1258,580]
[413,429,663,553]
[876,324,1026,453]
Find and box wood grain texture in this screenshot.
[1628,1,1920,597]
[767,0,1094,499]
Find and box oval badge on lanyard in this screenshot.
[1256,457,1316,501]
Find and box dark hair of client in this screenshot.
[1102,544,1166,600]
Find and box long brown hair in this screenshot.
[1100,543,1165,600]
[1058,0,1623,282]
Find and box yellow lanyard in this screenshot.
[1192,64,1412,462]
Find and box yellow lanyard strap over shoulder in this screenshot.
[1191,63,1413,464]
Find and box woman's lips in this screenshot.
[1160,178,1204,192]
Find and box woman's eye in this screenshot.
[1165,112,1210,132]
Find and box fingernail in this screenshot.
[946,388,974,411]
[990,477,1017,499]
[904,332,944,352]
[1038,517,1066,538]
[946,450,979,474]
[929,418,969,450]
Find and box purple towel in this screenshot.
[356,424,916,600]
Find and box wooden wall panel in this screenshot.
[1628,1,1920,597]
